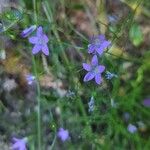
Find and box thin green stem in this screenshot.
[33,0,42,149]
[32,56,42,150]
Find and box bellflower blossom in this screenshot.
[88,35,111,55]
[11,137,28,150]
[21,25,36,38]
[88,96,95,112]
[25,74,35,85]
[82,55,105,84]
[127,124,137,133]
[29,26,49,55]
[57,128,69,142]
[142,98,150,107]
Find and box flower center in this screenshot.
[93,38,101,46]
[38,38,44,45]
[92,66,99,74]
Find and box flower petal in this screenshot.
[102,41,111,48]
[21,25,36,38]
[98,65,105,73]
[98,35,105,41]
[91,55,98,66]
[43,35,49,43]
[11,143,19,149]
[42,44,49,55]
[95,74,102,84]
[29,37,38,44]
[82,63,91,71]
[101,41,111,50]
[143,98,150,107]
[83,72,95,82]
[37,26,43,36]
[88,44,95,53]
[96,44,106,55]
[32,45,41,54]
[97,41,111,54]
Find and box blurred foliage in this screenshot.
[129,22,143,46]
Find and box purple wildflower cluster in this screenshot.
[11,128,69,148]
[21,26,49,56]
[83,35,110,84]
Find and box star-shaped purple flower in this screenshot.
[57,128,69,142]
[82,55,105,84]
[29,26,49,55]
[88,35,111,55]
[11,137,27,150]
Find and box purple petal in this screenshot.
[83,72,95,82]
[11,143,19,149]
[97,41,111,54]
[82,63,91,71]
[102,41,111,49]
[32,45,41,54]
[88,44,95,53]
[96,41,110,55]
[95,74,102,84]
[91,55,98,66]
[29,37,38,44]
[98,65,105,73]
[143,98,150,107]
[43,35,49,43]
[98,35,105,41]
[21,25,36,38]
[96,47,104,55]
[42,44,49,55]
[37,26,43,36]
[12,138,19,142]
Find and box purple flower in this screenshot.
[142,98,150,107]
[29,26,49,55]
[11,137,27,150]
[127,124,137,133]
[88,35,111,55]
[25,74,35,85]
[82,55,105,84]
[21,25,36,38]
[57,128,69,142]
[88,96,95,112]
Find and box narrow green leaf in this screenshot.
[129,23,143,46]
